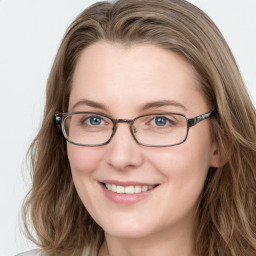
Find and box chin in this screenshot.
[100,216,157,239]
[105,226,153,239]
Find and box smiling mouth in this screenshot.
[103,183,158,194]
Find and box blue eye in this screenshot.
[86,116,103,125]
[152,116,168,126]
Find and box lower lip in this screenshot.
[100,183,157,204]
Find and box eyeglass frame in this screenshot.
[54,109,215,147]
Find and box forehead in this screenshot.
[69,42,206,115]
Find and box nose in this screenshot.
[104,123,144,171]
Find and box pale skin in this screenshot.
[67,42,222,256]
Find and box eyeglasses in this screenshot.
[54,110,215,147]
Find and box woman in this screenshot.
[20,0,256,255]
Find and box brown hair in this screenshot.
[22,0,256,255]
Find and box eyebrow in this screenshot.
[71,99,108,112]
[70,98,186,112]
[140,100,187,111]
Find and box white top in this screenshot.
[16,248,94,256]
[16,250,42,256]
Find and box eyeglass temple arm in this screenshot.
[187,110,215,127]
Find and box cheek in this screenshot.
[149,145,211,177]
[147,127,213,191]
[67,144,105,205]
[67,144,105,214]
[67,143,103,175]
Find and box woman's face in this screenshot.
[67,42,220,240]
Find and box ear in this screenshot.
[209,140,229,168]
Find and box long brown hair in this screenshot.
[22,0,256,255]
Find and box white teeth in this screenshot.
[112,184,117,192]
[125,186,134,194]
[142,185,148,192]
[116,185,125,193]
[134,185,142,193]
[105,184,156,194]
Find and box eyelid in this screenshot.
[151,115,173,122]
[148,114,179,125]
[73,111,112,118]
[146,113,178,119]
[140,111,182,118]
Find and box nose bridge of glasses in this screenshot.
[109,118,137,144]
[112,118,135,137]
[114,119,133,124]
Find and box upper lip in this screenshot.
[100,180,158,186]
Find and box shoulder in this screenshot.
[15,250,44,256]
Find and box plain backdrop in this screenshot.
[0,0,255,255]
